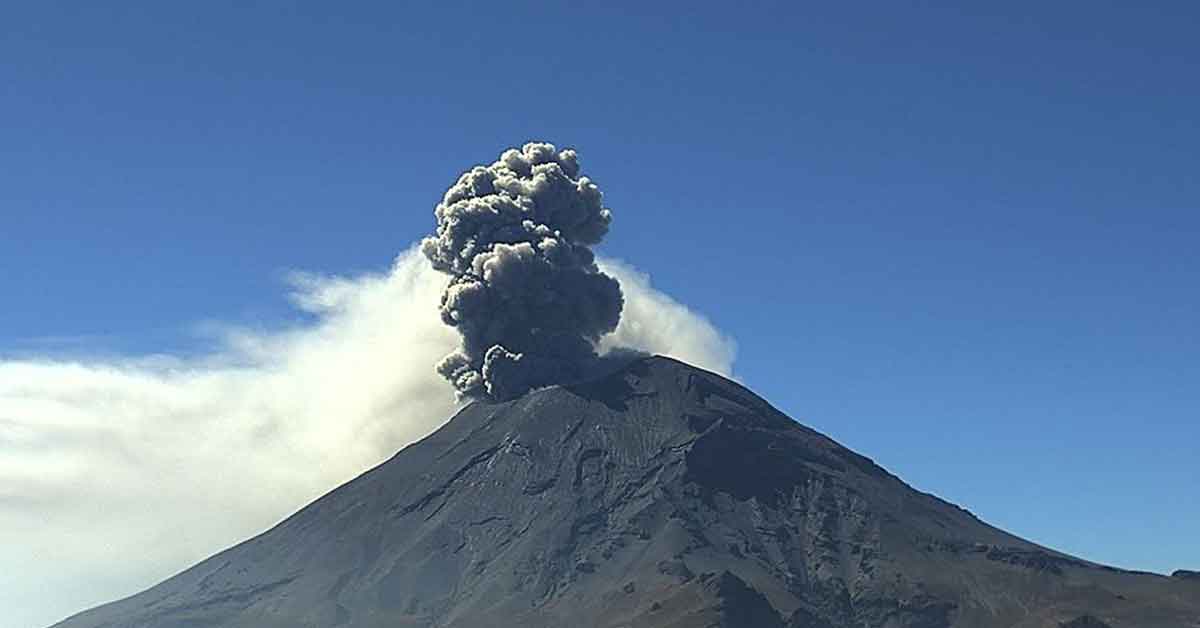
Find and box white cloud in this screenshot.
[600,258,736,375]
[0,247,734,628]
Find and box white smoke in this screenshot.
[0,248,734,628]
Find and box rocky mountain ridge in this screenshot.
[53,356,1200,628]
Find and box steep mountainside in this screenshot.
[54,357,1200,628]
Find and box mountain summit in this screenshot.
[54,357,1199,627]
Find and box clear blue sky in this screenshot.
[3,1,1197,575]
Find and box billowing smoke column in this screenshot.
[421,142,624,401]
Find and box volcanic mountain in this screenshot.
[53,357,1199,627]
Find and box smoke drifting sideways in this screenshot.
[422,142,624,401]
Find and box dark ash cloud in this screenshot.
[421,142,623,400]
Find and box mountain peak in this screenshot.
[54,356,1200,628]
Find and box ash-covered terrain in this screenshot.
[53,357,1200,627]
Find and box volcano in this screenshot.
[53,357,1199,627]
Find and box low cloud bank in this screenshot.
[0,248,733,628]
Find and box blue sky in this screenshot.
[2,0,1197,586]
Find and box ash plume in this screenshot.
[421,142,623,401]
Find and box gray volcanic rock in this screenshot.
[53,357,1200,628]
[1060,616,1114,628]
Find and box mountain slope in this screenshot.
[53,356,1200,628]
